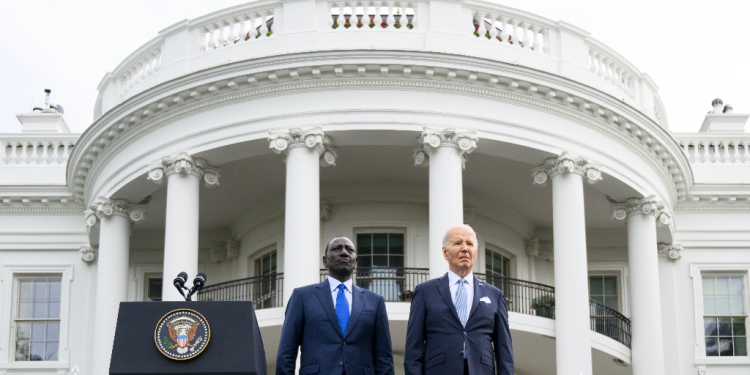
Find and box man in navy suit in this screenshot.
[404,225,514,375]
[276,236,395,375]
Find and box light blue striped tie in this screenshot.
[455,279,468,359]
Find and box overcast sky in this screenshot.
[1,0,747,134]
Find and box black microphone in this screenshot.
[186,272,207,301]
[173,272,188,300]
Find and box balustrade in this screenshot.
[198,273,284,309]
[675,135,750,165]
[119,46,162,96]
[329,1,415,30]
[469,10,550,54]
[199,12,275,53]
[0,138,76,165]
[588,46,636,99]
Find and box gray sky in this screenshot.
[1,0,747,134]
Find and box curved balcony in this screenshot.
[198,269,631,348]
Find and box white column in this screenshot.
[532,152,602,375]
[85,198,145,375]
[612,197,671,375]
[269,128,337,305]
[147,151,220,301]
[414,128,477,279]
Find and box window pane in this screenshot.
[604,277,617,295]
[262,255,271,274]
[717,296,731,315]
[18,301,32,319]
[604,296,618,310]
[389,234,404,255]
[589,277,603,296]
[373,255,388,267]
[358,257,371,267]
[47,301,60,319]
[31,322,45,341]
[390,256,404,268]
[270,252,277,272]
[732,296,745,315]
[32,301,47,319]
[592,295,604,305]
[357,234,371,255]
[732,318,746,336]
[372,234,388,254]
[46,322,60,342]
[706,337,719,356]
[45,342,58,361]
[703,277,716,296]
[48,280,61,299]
[718,317,732,336]
[719,337,734,356]
[15,339,29,361]
[735,337,747,356]
[29,341,44,361]
[704,296,716,315]
[705,317,718,336]
[148,279,162,301]
[17,322,31,340]
[33,280,48,299]
[730,276,743,296]
[20,280,33,299]
[716,276,730,295]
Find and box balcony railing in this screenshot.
[320,267,429,302]
[198,273,283,309]
[199,270,631,348]
[589,299,631,348]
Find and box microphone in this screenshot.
[173,272,188,300]
[186,272,207,301]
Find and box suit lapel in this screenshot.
[436,274,462,325]
[468,275,483,321]
[315,280,344,338]
[343,284,366,338]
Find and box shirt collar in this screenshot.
[448,270,474,287]
[328,276,353,292]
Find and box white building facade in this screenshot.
[0,1,748,374]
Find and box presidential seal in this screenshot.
[155,309,210,360]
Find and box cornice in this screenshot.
[70,50,691,206]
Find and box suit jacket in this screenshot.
[404,274,514,375]
[276,280,395,375]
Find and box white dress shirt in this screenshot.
[447,270,474,319]
[328,276,353,314]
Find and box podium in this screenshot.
[109,301,266,375]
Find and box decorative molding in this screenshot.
[146,151,220,188]
[80,246,98,263]
[226,240,239,258]
[696,365,707,375]
[658,243,682,261]
[320,200,331,221]
[611,195,673,228]
[525,239,553,261]
[413,127,478,169]
[531,151,603,187]
[84,197,146,230]
[268,127,337,167]
[210,246,226,263]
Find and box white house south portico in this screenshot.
[5,1,750,375]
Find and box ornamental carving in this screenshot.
[658,243,683,261]
[226,240,239,258]
[525,239,554,261]
[210,246,226,263]
[84,197,146,229]
[531,152,603,187]
[146,151,221,188]
[696,366,707,375]
[80,246,98,263]
[413,127,478,169]
[463,207,475,225]
[268,128,337,167]
[320,201,331,221]
[611,195,673,227]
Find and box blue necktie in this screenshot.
[336,283,350,335]
[455,279,468,359]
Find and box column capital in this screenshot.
[413,127,478,168]
[84,197,146,230]
[146,151,221,187]
[531,151,603,187]
[611,195,673,227]
[658,243,683,261]
[80,246,98,263]
[525,238,554,261]
[268,127,337,167]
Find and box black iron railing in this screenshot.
[198,273,283,310]
[475,273,556,318]
[320,267,429,302]
[589,299,631,348]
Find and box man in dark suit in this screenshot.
[276,236,395,375]
[404,225,514,375]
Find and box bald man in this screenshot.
[404,225,514,375]
[276,236,395,375]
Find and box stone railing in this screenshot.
[0,135,78,165]
[673,134,750,165]
[95,0,664,126]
